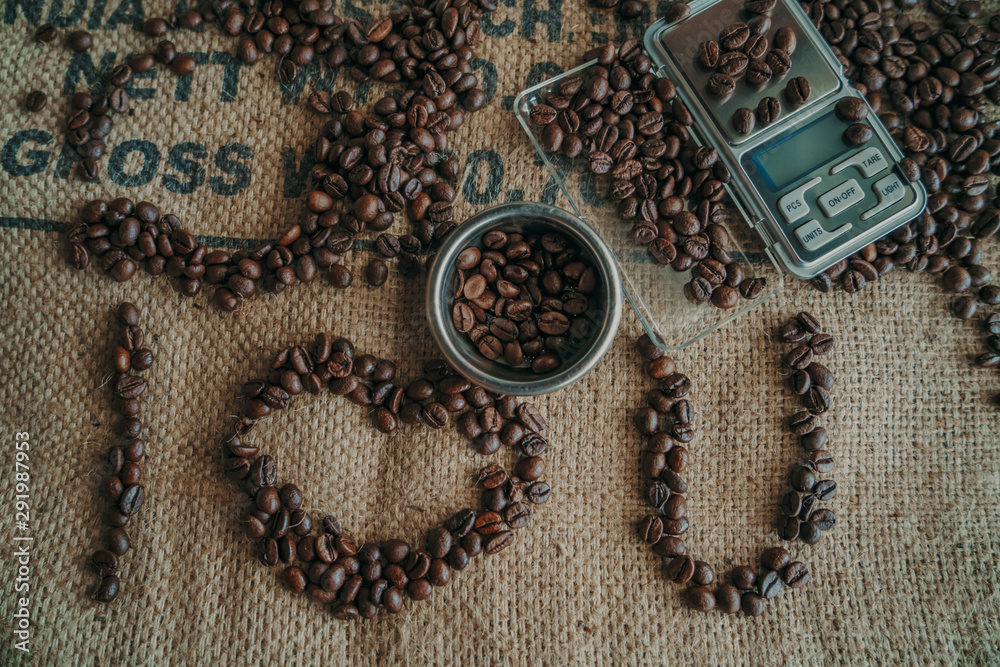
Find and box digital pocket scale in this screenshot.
[643,0,927,279]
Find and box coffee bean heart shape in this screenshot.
[221,332,552,620]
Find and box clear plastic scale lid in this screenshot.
[514,62,784,352]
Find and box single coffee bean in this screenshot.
[67,30,92,51]
[759,569,783,599]
[756,97,781,125]
[732,107,755,134]
[684,586,716,612]
[25,91,47,112]
[785,77,811,106]
[760,547,791,571]
[783,561,811,588]
[844,123,873,145]
[719,23,750,51]
[707,73,736,97]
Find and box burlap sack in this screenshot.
[1,0,998,664]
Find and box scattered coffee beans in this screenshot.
[222,335,552,620]
[451,229,603,373]
[92,303,155,603]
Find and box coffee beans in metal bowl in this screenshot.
[450,230,604,373]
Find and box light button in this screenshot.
[818,179,865,218]
[793,219,852,252]
[831,147,888,178]
[861,173,906,221]
[777,176,822,224]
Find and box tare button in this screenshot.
[831,147,888,178]
[818,179,865,218]
[777,176,822,224]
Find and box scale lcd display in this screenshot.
[752,113,853,191]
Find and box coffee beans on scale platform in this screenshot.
[633,311,836,615]
[91,303,155,603]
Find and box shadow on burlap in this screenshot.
[0,0,998,664]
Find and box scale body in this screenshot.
[643,0,927,279]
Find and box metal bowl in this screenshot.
[426,202,623,396]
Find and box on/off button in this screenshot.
[818,179,865,218]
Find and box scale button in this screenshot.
[777,176,822,224]
[793,219,852,252]
[818,179,865,218]
[861,173,906,221]
[831,147,888,178]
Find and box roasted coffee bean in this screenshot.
[746,60,772,86]
[720,23,750,51]
[759,569,783,599]
[67,30,92,52]
[731,565,756,590]
[25,91,47,112]
[684,586,716,612]
[698,40,720,68]
[844,123,873,145]
[732,107,755,134]
[756,97,780,125]
[707,73,736,97]
[785,77,811,106]
[741,592,765,617]
[716,584,742,614]
[760,547,791,572]
[783,561,810,588]
[35,23,58,43]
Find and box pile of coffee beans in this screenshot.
[632,325,825,616]
[776,313,839,544]
[35,0,495,186]
[51,0,502,293]
[92,303,155,603]
[451,229,602,373]
[802,2,1000,300]
[30,20,145,180]
[528,41,766,310]
[223,334,551,620]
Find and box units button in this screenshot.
[817,179,865,218]
[793,219,852,252]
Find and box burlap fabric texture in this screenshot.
[1,0,999,664]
